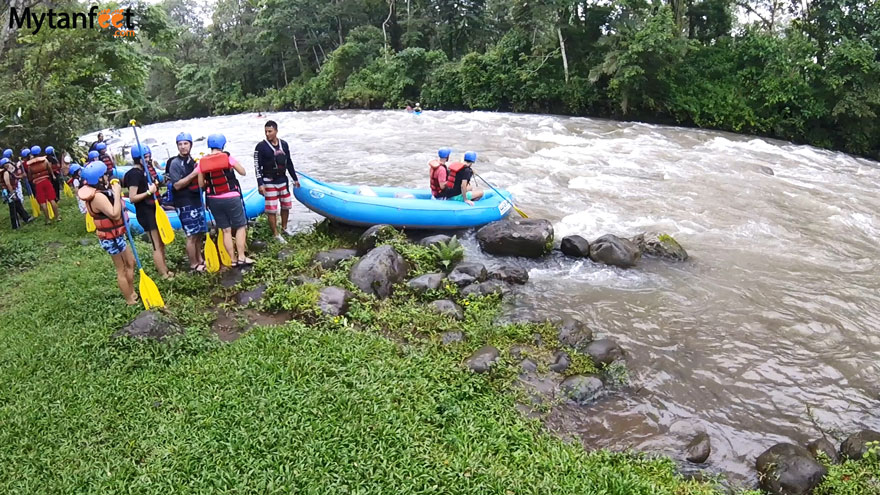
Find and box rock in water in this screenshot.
[560,235,591,257]
[314,248,358,269]
[806,438,839,464]
[466,346,500,373]
[476,218,553,258]
[686,432,712,463]
[349,245,409,299]
[840,430,880,460]
[461,280,506,297]
[431,299,464,321]
[487,264,529,284]
[559,375,604,404]
[589,234,641,268]
[114,310,184,341]
[630,232,688,261]
[356,224,395,255]
[447,262,488,287]
[548,350,571,373]
[317,286,353,316]
[408,273,444,294]
[585,338,623,366]
[557,316,593,351]
[419,234,451,248]
[756,443,827,495]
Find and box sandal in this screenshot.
[240,257,255,266]
[230,261,240,268]
[191,263,206,273]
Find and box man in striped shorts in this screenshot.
[254,120,300,244]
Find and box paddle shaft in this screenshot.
[130,122,161,200]
[473,172,527,218]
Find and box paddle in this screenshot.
[22,176,40,218]
[122,207,165,309]
[130,119,175,245]
[199,153,234,267]
[85,212,96,232]
[474,172,528,218]
[201,190,220,273]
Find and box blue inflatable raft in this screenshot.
[123,188,265,234]
[112,165,165,183]
[293,172,513,229]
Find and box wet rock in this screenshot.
[686,432,712,464]
[806,438,839,464]
[287,274,319,286]
[520,359,538,373]
[431,299,464,321]
[585,338,624,366]
[561,235,591,257]
[440,331,465,346]
[277,249,294,262]
[349,245,409,299]
[488,263,529,285]
[549,350,571,373]
[448,262,488,287]
[756,443,827,495]
[237,284,266,305]
[476,218,553,258]
[589,234,641,268]
[249,240,267,253]
[840,430,880,461]
[461,280,506,297]
[419,234,451,248]
[560,375,604,404]
[314,248,358,269]
[517,370,564,404]
[630,232,688,262]
[466,345,500,373]
[759,165,775,176]
[509,345,535,360]
[557,316,593,351]
[317,286,353,316]
[114,310,184,341]
[408,273,444,294]
[220,269,243,288]
[356,224,395,255]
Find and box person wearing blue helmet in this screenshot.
[123,144,174,279]
[95,142,115,175]
[167,131,207,272]
[87,150,100,162]
[26,145,61,222]
[254,120,299,244]
[44,146,63,201]
[442,151,484,205]
[429,148,453,198]
[2,149,12,159]
[68,164,87,215]
[2,157,33,228]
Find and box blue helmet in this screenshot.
[69,164,82,176]
[20,148,30,158]
[87,150,99,161]
[95,142,107,152]
[207,133,226,150]
[131,144,145,159]
[45,146,55,155]
[141,145,151,157]
[464,151,477,163]
[30,145,41,156]
[2,149,12,159]
[81,161,106,186]
[0,158,9,166]
[438,148,452,159]
[176,132,193,144]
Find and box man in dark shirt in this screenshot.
[444,151,484,206]
[167,131,207,272]
[254,120,299,244]
[89,132,104,152]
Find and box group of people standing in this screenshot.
[0,145,73,228]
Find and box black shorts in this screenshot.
[136,203,158,232]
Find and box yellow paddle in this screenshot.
[474,172,528,218]
[23,179,40,217]
[63,181,74,199]
[85,212,96,232]
[130,120,174,245]
[122,211,164,309]
[202,191,220,273]
[218,228,232,267]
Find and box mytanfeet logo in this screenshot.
[8,5,136,37]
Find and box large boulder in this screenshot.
[314,248,358,269]
[431,299,464,321]
[589,234,641,268]
[557,316,593,351]
[349,245,409,299]
[408,273,444,294]
[630,232,688,262]
[114,310,184,341]
[356,224,396,255]
[447,262,488,287]
[840,430,880,460]
[756,443,828,495]
[559,375,604,405]
[419,234,452,248]
[487,264,529,285]
[585,338,624,366]
[466,346,500,373]
[686,432,712,464]
[561,235,591,258]
[317,286,354,316]
[476,218,553,258]
[806,438,839,464]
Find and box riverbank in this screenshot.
[0,201,876,494]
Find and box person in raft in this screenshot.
[167,132,207,272]
[429,148,452,199]
[123,144,174,279]
[26,145,61,222]
[2,157,33,229]
[199,133,254,266]
[254,120,299,244]
[442,151,484,206]
[78,161,138,305]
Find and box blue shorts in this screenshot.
[99,237,127,256]
[177,205,207,236]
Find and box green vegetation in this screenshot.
[2,0,879,158]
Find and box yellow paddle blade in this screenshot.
[138,268,165,309]
[205,234,220,273]
[47,203,55,220]
[29,197,40,217]
[85,212,96,232]
[63,182,74,199]
[218,229,232,267]
[514,205,528,218]
[155,207,175,245]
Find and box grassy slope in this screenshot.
[0,201,874,494]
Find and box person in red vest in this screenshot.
[26,145,61,222]
[429,148,452,199]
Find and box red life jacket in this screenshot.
[2,169,17,192]
[202,153,239,196]
[428,159,447,197]
[79,186,126,241]
[100,153,114,174]
[445,162,466,190]
[28,157,51,184]
[144,159,160,184]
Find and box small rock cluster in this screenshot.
[561,232,688,268]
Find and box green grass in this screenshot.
[0,201,874,494]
